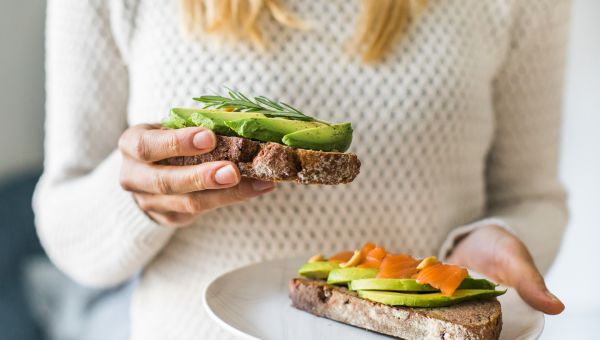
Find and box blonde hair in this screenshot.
[180,0,427,62]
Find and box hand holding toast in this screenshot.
[447,225,565,315]
[118,124,275,227]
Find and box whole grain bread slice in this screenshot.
[289,278,502,340]
[160,135,361,185]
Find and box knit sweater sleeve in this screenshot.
[439,0,570,273]
[33,0,174,288]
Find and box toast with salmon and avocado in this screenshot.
[290,242,506,339]
[160,89,360,185]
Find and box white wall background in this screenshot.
[0,0,598,338]
[543,0,600,338]
[0,1,45,179]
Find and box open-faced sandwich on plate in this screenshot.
[290,242,506,339]
[160,89,360,185]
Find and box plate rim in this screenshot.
[203,262,265,340]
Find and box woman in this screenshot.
[35,0,569,338]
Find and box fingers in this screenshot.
[134,179,276,215]
[447,225,565,315]
[120,158,241,194]
[496,237,565,315]
[146,211,196,228]
[119,124,216,162]
[512,264,565,315]
[118,124,278,229]
[134,179,276,228]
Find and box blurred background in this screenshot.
[0,0,598,339]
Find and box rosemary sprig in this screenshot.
[194,89,326,123]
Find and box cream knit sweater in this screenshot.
[35,0,570,339]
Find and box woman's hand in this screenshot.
[118,124,276,227]
[447,225,565,315]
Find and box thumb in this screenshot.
[507,255,565,315]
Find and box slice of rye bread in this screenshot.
[160,135,361,185]
[289,278,502,340]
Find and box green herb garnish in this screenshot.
[194,89,328,124]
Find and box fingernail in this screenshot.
[193,130,215,150]
[545,290,562,303]
[252,180,276,192]
[215,165,238,185]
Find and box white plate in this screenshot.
[204,257,544,340]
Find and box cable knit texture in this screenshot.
[35,0,570,339]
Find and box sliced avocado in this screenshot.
[327,268,378,285]
[298,262,340,280]
[358,289,506,308]
[172,108,266,122]
[225,118,324,143]
[349,279,438,292]
[190,113,235,136]
[349,278,496,292]
[282,123,353,152]
[164,109,193,129]
[458,278,497,290]
[170,108,266,135]
[166,109,354,152]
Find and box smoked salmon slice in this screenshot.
[359,246,387,268]
[359,242,376,258]
[416,263,468,296]
[322,242,470,296]
[376,254,420,279]
[329,251,354,263]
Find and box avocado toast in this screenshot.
[290,243,505,339]
[160,90,360,185]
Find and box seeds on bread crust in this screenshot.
[339,250,362,268]
[308,254,326,263]
[417,256,439,270]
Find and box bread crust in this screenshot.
[160,136,361,185]
[289,278,502,340]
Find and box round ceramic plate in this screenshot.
[204,257,544,340]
